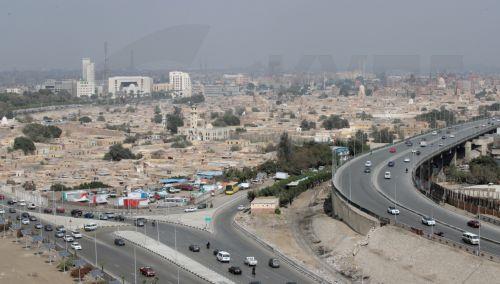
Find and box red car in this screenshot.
[139,266,156,277]
[0,194,5,200]
[43,208,53,214]
[56,207,65,214]
[467,220,480,228]
[389,147,396,153]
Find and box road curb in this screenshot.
[232,218,335,284]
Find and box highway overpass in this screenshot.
[333,118,500,257]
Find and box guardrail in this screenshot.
[332,119,500,261]
[232,219,333,284]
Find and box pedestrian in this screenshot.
[252,266,256,276]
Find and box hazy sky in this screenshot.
[1,0,499,72]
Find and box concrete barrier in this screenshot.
[330,186,379,235]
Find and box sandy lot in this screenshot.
[238,182,500,284]
[0,237,70,284]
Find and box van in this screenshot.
[216,251,231,262]
[84,223,98,231]
[462,232,479,245]
[384,171,391,179]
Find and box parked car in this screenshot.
[56,207,65,214]
[27,203,37,210]
[189,244,200,252]
[84,212,94,219]
[197,203,207,209]
[244,256,258,266]
[268,258,280,268]
[7,200,16,205]
[18,200,27,206]
[105,212,116,218]
[29,216,37,221]
[114,238,125,246]
[9,208,16,213]
[421,216,436,226]
[34,223,43,229]
[139,266,156,277]
[0,209,4,214]
[216,251,231,262]
[387,206,400,215]
[44,225,53,231]
[84,223,98,231]
[55,231,64,238]
[184,207,198,213]
[21,218,30,225]
[134,218,146,227]
[98,214,108,220]
[228,266,242,275]
[43,208,53,214]
[467,220,481,228]
[71,209,83,217]
[0,194,4,200]
[114,215,125,221]
[55,225,65,233]
[21,212,30,219]
[237,205,246,211]
[71,242,82,250]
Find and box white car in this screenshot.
[237,205,246,211]
[403,157,410,163]
[411,149,417,154]
[21,218,30,225]
[83,223,98,231]
[449,134,455,138]
[27,203,37,210]
[421,216,436,226]
[384,171,391,179]
[438,142,444,147]
[18,200,27,206]
[71,230,83,239]
[0,209,5,214]
[184,207,198,213]
[387,206,400,215]
[63,235,74,242]
[364,161,372,167]
[216,251,231,262]
[244,256,258,266]
[431,131,437,135]
[71,242,82,250]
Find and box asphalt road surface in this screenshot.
[334,118,500,256]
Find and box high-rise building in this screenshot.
[169,71,192,98]
[108,76,153,97]
[77,58,96,97]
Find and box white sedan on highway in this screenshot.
[421,216,436,226]
[237,205,246,211]
[184,207,198,213]
[403,157,410,163]
[71,242,82,250]
[387,206,400,215]
[364,161,372,167]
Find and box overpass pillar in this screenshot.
[464,141,472,162]
[451,149,457,166]
[480,144,488,156]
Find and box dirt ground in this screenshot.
[237,182,500,284]
[0,237,71,284]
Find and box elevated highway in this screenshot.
[334,118,500,256]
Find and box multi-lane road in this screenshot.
[334,118,500,255]
[1,193,313,284]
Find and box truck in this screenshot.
[419,140,427,147]
[244,256,258,266]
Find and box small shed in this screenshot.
[251,197,279,214]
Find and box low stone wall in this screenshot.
[330,187,379,235]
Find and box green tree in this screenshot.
[154,105,161,114]
[103,144,141,161]
[51,183,72,192]
[22,123,62,142]
[166,114,184,134]
[370,126,395,143]
[277,132,293,163]
[322,115,349,130]
[152,114,163,124]
[13,136,36,154]
[79,116,92,123]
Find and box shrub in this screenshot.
[79,116,92,123]
[274,208,281,215]
[22,123,62,142]
[13,136,36,154]
[103,144,142,161]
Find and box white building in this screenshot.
[77,58,96,97]
[169,71,192,98]
[108,76,153,97]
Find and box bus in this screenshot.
[225,182,239,195]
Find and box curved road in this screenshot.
[334,118,500,256]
